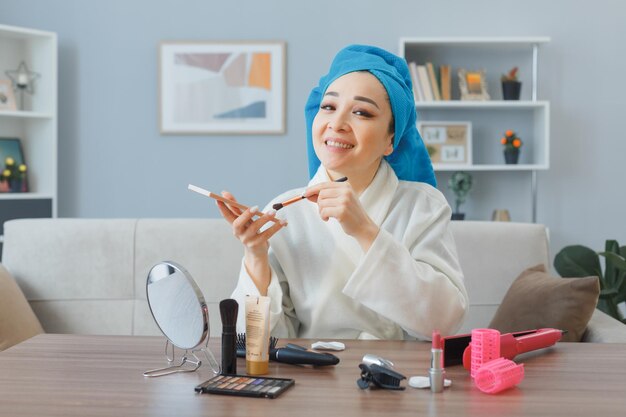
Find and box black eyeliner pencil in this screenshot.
[272,176,348,211]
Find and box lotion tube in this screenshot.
[245,295,271,375]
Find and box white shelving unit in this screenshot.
[400,37,550,221]
[0,24,57,247]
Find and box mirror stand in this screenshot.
[143,339,221,378]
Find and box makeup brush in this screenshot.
[272,176,348,211]
[219,299,239,375]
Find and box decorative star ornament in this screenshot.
[5,61,40,94]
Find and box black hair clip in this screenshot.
[357,363,406,390]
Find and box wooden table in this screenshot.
[0,334,624,416]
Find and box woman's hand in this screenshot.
[216,191,286,295]
[304,181,379,252]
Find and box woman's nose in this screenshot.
[328,110,350,131]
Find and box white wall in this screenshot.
[1,0,625,261]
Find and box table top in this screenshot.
[0,334,625,417]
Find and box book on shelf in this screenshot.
[425,62,441,101]
[416,65,434,101]
[440,65,451,101]
[408,62,424,101]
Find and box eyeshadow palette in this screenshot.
[195,374,295,399]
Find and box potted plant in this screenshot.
[0,156,27,192]
[448,171,473,220]
[501,67,521,100]
[501,130,522,164]
[554,240,626,323]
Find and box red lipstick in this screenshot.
[429,330,445,393]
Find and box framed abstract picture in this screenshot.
[159,41,286,135]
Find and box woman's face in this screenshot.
[312,71,394,182]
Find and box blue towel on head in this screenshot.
[305,44,436,187]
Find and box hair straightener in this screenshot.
[442,328,564,368]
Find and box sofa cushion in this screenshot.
[0,264,44,351]
[2,219,135,300]
[489,264,600,342]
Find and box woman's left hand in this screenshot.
[304,180,379,251]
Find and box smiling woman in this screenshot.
[312,72,395,194]
[216,45,469,341]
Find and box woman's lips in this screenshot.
[325,139,355,150]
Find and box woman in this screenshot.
[218,45,468,340]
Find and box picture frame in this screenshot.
[159,41,286,135]
[0,137,28,192]
[0,80,17,111]
[458,69,490,101]
[0,137,25,166]
[417,121,472,166]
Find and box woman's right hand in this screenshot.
[216,191,287,294]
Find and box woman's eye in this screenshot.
[354,109,372,117]
[320,103,334,111]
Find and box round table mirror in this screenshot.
[143,261,220,377]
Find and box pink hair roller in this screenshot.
[474,357,525,394]
[470,328,501,379]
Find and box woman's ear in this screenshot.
[383,135,394,156]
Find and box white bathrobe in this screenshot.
[231,160,468,340]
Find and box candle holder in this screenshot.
[5,61,40,111]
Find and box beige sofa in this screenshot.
[2,218,625,343]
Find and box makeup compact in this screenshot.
[195,374,295,399]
